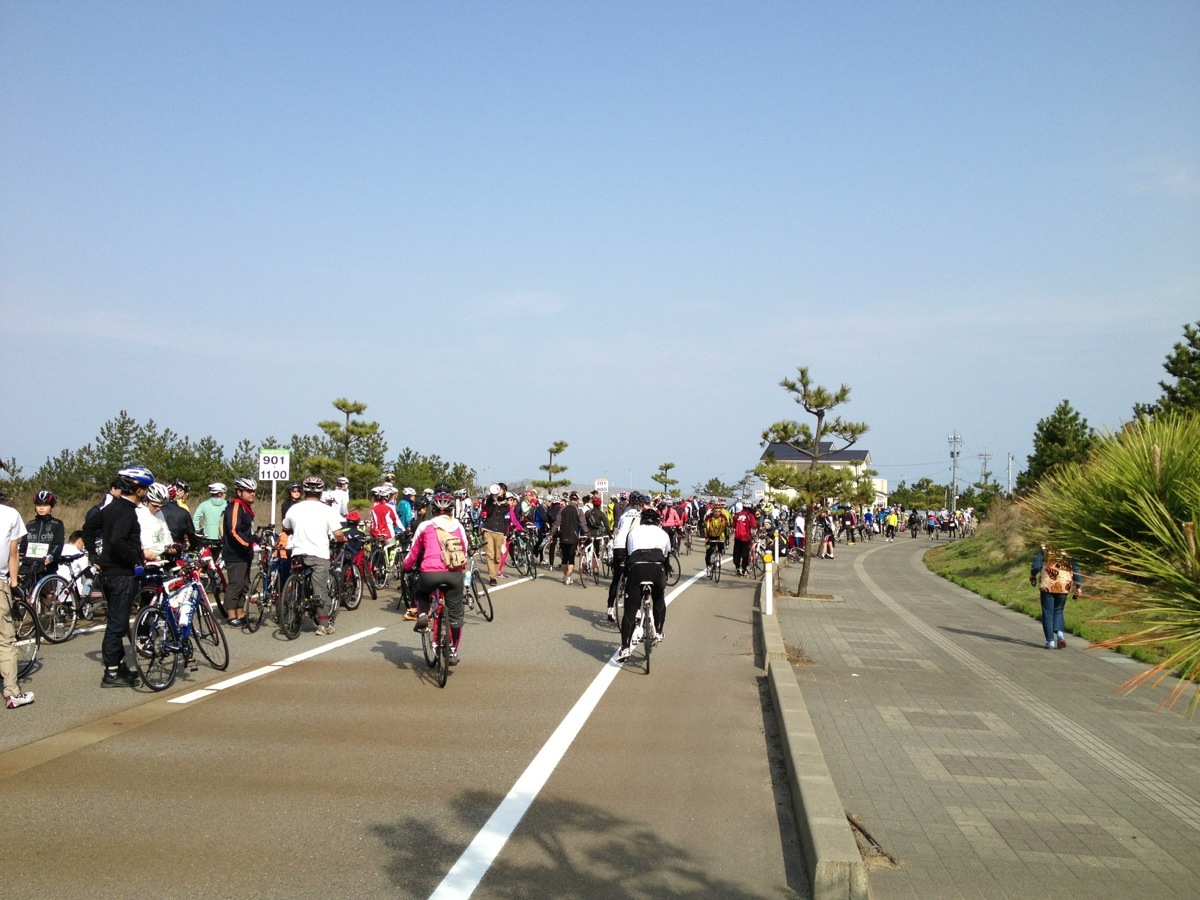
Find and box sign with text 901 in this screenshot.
[258,449,291,482]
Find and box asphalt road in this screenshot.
[1,551,805,899]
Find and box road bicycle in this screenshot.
[352,535,378,602]
[369,533,408,591]
[278,558,337,639]
[746,539,765,580]
[666,548,682,587]
[246,533,285,634]
[8,590,41,678]
[463,555,493,621]
[576,539,603,587]
[419,587,453,688]
[680,525,694,556]
[197,541,227,613]
[706,540,724,583]
[28,558,98,643]
[627,580,657,674]
[330,544,363,611]
[504,529,539,579]
[131,556,230,690]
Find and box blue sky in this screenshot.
[3,1,1197,495]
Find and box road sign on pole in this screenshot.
[594,477,609,495]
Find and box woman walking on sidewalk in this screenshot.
[1030,544,1081,649]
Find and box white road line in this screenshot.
[167,626,386,704]
[429,569,708,900]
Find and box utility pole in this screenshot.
[948,432,962,514]
[1007,454,1014,496]
[978,449,992,485]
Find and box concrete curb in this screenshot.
[758,584,869,900]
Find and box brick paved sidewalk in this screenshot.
[774,538,1200,899]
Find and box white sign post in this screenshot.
[258,449,291,525]
[594,477,610,498]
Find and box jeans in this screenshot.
[1040,591,1067,643]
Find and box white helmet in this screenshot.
[146,483,171,504]
[208,482,227,495]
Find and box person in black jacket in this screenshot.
[480,484,510,586]
[20,490,65,584]
[161,485,199,551]
[99,466,154,687]
[554,492,584,585]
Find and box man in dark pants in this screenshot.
[606,492,644,622]
[98,466,154,687]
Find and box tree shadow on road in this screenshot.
[370,787,800,898]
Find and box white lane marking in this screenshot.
[430,569,709,900]
[167,626,386,704]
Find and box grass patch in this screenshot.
[924,507,1175,668]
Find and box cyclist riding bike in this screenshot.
[403,484,470,666]
[616,506,671,663]
[703,499,732,569]
[659,500,683,552]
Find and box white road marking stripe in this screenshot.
[430,569,708,900]
[167,626,386,704]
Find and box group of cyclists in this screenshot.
[1,460,976,703]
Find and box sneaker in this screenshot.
[414,613,429,633]
[1045,641,1057,650]
[315,623,334,636]
[448,649,460,666]
[606,606,616,623]
[5,691,34,709]
[403,608,418,621]
[227,617,243,627]
[101,666,139,688]
[654,631,664,645]
[488,578,497,586]
[1057,637,1066,649]
[615,646,632,663]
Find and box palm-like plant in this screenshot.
[1022,412,1200,711]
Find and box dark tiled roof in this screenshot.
[760,441,871,465]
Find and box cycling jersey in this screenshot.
[371,501,401,540]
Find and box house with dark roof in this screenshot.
[759,441,889,506]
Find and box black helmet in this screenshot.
[639,507,661,525]
[433,481,451,495]
[34,490,57,507]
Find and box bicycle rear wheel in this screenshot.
[750,553,764,579]
[526,547,538,580]
[341,566,363,610]
[245,571,267,633]
[32,574,78,643]
[471,577,494,622]
[361,561,377,601]
[133,605,177,691]
[192,599,229,670]
[591,554,601,586]
[12,598,41,679]
[279,575,303,639]
[370,549,388,589]
[712,550,722,583]
[435,608,450,688]
[421,607,437,667]
[666,551,681,587]
[643,602,653,674]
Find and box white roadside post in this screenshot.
[763,549,774,616]
[258,448,291,526]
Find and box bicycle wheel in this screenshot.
[279,575,304,639]
[361,561,377,602]
[712,550,722,583]
[526,547,538,580]
[666,551,681,587]
[12,598,41,679]
[591,553,601,586]
[421,609,437,667]
[245,571,267,633]
[435,607,450,688]
[31,574,78,644]
[506,545,526,578]
[750,553,764,579]
[471,576,493,622]
[132,605,177,691]
[341,566,363,611]
[370,549,388,589]
[192,599,230,670]
[643,602,653,674]
[683,530,693,556]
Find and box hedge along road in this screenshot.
[1,553,804,899]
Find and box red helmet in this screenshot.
[346,510,362,523]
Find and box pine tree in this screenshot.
[1016,400,1096,492]
[1135,321,1200,417]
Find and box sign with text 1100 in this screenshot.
[258,449,291,482]
[594,478,610,495]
